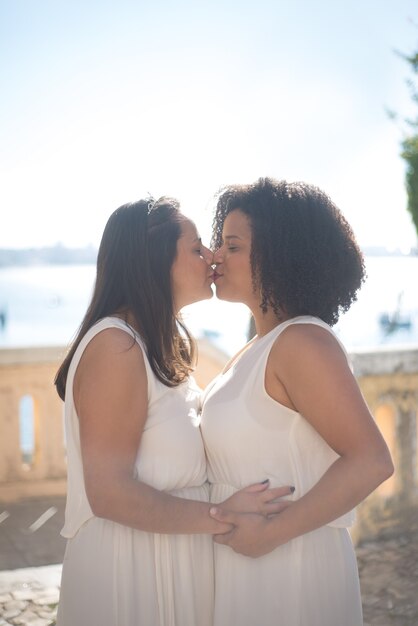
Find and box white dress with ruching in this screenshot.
[201,316,362,626]
[57,317,213,626]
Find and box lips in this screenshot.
[212,271,223,281]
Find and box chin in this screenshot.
[214,285,245,304]
[214,285,231,301]
[203,288,214,300]
[191,287,214,304]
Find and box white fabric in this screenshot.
[57,317,214,626]
[201,315,362,626]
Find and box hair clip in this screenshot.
[147,198,156,214]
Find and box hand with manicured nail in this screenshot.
[209,507,291,558]
[220,481,295,516]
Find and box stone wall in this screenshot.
[350,346,418,542]
[0,341,227,500]
[0,342,417,543]
[0,347,67,500]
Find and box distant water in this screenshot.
[0,256,418,356]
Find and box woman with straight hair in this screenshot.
[202,178,394,626]
[55,196,291,626]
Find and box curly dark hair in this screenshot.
[211,178,365,326]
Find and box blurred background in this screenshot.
[0,0,418,356]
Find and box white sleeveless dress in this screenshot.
[201,316,362,626]
[57,317,214,626]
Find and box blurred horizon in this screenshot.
[1,241,417,258]
[1,256,418,354]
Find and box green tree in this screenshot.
[400,49,418,237]
[402,134,418,235]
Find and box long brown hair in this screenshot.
[55,197,195,400]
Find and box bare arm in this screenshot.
[75,328,289,535]
[211,324,394,555]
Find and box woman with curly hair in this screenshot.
[201,178,394,626]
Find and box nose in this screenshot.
[213,247,223,264]
[202,245,214,265]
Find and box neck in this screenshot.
[251,307,290,338]
[113,309,140,333]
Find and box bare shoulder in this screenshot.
[85,326,141,354]
[76,327,146,382]
[270,322,348,374]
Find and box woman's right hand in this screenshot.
[220,481,294,517]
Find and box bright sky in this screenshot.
[1,0,417,250]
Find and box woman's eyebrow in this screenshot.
[223,235,242,240]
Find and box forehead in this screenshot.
[179,218,199,240]
[223,210,252,237]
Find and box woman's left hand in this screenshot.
[209,507,289,558]
[221,481,293,516]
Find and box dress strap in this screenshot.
[66,316,155,402]
[259,315,349,361]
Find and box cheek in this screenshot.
[230,258,246,276]
[192,258,206,280]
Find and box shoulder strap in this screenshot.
[249,316,350,390]
[67,317,154,400]
[259,316,348,358]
